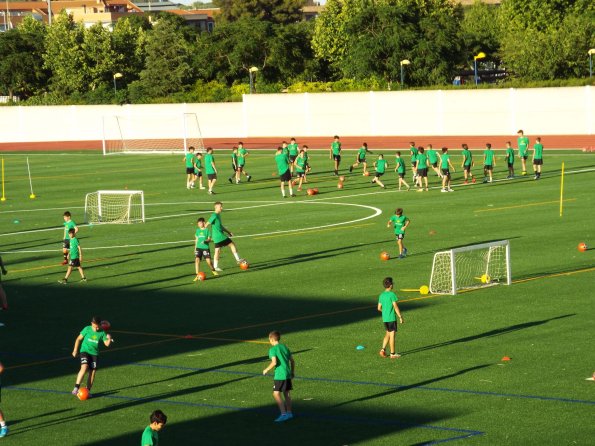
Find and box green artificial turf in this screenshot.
[0,150,593,445]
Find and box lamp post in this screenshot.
[113,72,123,95]
[248,66,259,94]
[589,49,595,78]
[474,52,486,85]
[400,59,411,89]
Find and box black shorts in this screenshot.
[417,168,428,178]
[289,155,297,163]
[273,379,293,392]
[69,258,81,267]
[195,248,211,260]
[333,154,341,162]
[63,239,70,250]
[375,172,384,178]
[441,168,451,177]
[398,173,405,179]
[231,164,238,171]
[463,165,471,172]
[533,159,543,165]
[214,238,232,248]
[186,167,194,175]
[411,161,417,168]
[431,162,438,168]
[207,173,217,180]
[280,170,291,182]
[521,155,528,160]
[384,321,397,332]
[80,352,98,370]
[484,165,493,171]
[237,165,244,172]
[296,171,305,178]
[195,170,202,177]
[358,157,366,163]
[396,233,405,240]
[507,162,514,168]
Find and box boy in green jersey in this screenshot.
[194,218,218,280]
[302,145,311,181]
[237,141,252,183]
[228,146,239,184]
[440,147,456,192]
[142,410,167,446]
[184,146,197,189]
[62,211,78,265]
[194,152,206,190]
[371,154,387,188]
[204,147,218,195]
[0,256,8,311]
[275,146,295,198]
[409,142,418,182]
[394,151,410,191]
[532,137,543,180]
[426,144,442,178]
[387,208,410,258]
[349,142,372,175]
[59,228,86,283]
[505,141,515,179]
[0,362,7,437]
[71,316,113,397]
[461,143,475,184]
[329,135,342,176]
[287,138,299,176]
[263,330,295,422]
[517,129,530,175]
[294,150,308,192]
[414,146,430,191]
[206,202,244,271]
[483,143,496,183]
[377,277,404,359]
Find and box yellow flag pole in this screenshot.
[559,162,564,217]
[1,158,6,202]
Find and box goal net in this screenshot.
[429,240,511,295]
[84,190,145,224]
[102,112,205,155]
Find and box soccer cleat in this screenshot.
[236,259,246,265]
[80,277,87,282]
[297,188,302,192]
[193,275,200,282]
[0,426,8,437]
[441,188,448,193]
[290,194,296,197]
[59,279,68,284]
[406,186,411,191]
[379,349,387,358]
[71,387,79,395]
[199,186,206,190]
[236,180,240,184]
[390,353,401,359]
[214,267,223,272]
[284,412,294,420]
[398,254,404,259]
[447,188,454,192]
[274,414,289,423]
[522,171,527,176]
[208,190,213,194]
[247,175,252,182]
[403,248,408,256]
[211,270,219,276]
[349,166,353,173]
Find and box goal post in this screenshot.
[102,112,205,155]
[429,240,511,295]
[84,190,145,224]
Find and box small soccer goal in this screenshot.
[102,112,205,155]
[429,240,511,295]
[84,190,145,224]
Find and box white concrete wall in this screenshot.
[0,86,592,143]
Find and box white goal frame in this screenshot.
[429,240,511,295]
[84,190,145,224]
[102,112,205,155]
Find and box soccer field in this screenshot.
[0,150,594,445]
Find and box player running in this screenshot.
[371,154,387,188]
[237,142,252,183]
[394,151,410,191]
[350,142,372,175]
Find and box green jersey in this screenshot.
[275,152,289,175]
[462,149,472,166]
[441,153,451,169]
[288,143,299,156]
[238,147,248,166]
[63,219,76,239]
[204,153,216,174]
[484,150,494,166]
[185,153,195,168]
[416,153,428,168]
[268,343,292,380]
[518,136,529,156]
[427,149,438,164]
[533,143,543,160]
[378,291,398,323]
[358,147,367,160]
[295,156,306,173]
[69,237,80,260]
[79,325,107,356]
[141,426,159,446]
[331,141,341,156]
[303,152,309,163]
[390,215,408,235]
[396,157,406,174]
[195,227,210,250]
[207,212,227,244]
[375,159,387,173]
[410,147,418,163]
[505,148,515,164]
[195,157,202,170]
[231,153,238,168]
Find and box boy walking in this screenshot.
[194,152,205,190]
[184,146,197,189]
[440,147,456,192]
[505,141,515,179]
[263,331,295,422]
[228,147,239,184]
[294,150,308,192]
[371,154,387,188]
[194,217,218,280]
[59,228,86,283]
[426,144,442,178]
[394,152,410,191]
[142,410,167,446]
[532,137,544,180]
[387,208,410,258]
[71,316,113,398]
[483,143,495,183]
[409,142,418,182]
[205,202,244,272]
[461,143,475,184]
[414,147,429,191]
[204,147,218,195]
[275,146,295,198]
[237,142,252,183]
[0,257,7,311]
[62,211,78,265]
[517,130,530,175]
[330,135,342,176]
[378,277,404,359]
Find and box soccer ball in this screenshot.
[77,387,89,401]
[339,176,346,182]
[363,171,370,176]
[313,188,319,194]
[100,320,111,331]
[578,242,588,252]
[337,182,344,189]
[198,272,206,281]
[380,251,390,261]
[239,261,249,270]
[307,189,314,196]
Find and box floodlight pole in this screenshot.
[113,72,123,95]
[400,59,410,90]
[474,52,486,85]
[589,49,595,78]
[248,66,259,94]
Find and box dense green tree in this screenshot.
[268,21,316,82]
[112,17,148,85]
[82,23,121,91]
[460,0,500,59]
[214,0,305,25]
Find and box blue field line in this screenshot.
[5,385,484,444]
[130,362,595,406]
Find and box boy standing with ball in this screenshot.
[206,202,244,272]
[194,217,218,280]
[263,331,295,422]
[71,316,113,398]
[378,277,404,359]
[387,208,410,259]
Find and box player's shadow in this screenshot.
[0,237,54,249]
[8,408,74,427]
[401,314,575,356]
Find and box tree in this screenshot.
[214,0,305,25]
[82,23,121,91]
[113,17,149,84]
[459,0,500,61]
[268,21,316,83]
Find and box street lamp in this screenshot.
[400,59,411,89]
[474,52,486,85]
[113,72,123,95]
[589,49,595,78]
[248,66,259,94]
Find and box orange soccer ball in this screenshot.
[578,242,588,252]
[363,171,370,176]
[337,182,344,189]
[307,189,314,195]
[240,261,249,270]
[380,251,390,261]
[77,387,90,401]
[198,272,207,281]
[313,188,319,194]
[100,320,111,331]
